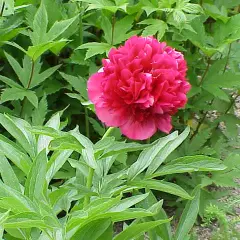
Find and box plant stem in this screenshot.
[0,1,5,17]
[83,127,114,207]
[20,59,35,117]
[83,167,94,207]
[102,127,114,139]
[27,60,35,89]
[223,43,232,74]
[213,44,234,131]
[198,57,211,86]
[190,112,207,140]
[190,99,213,140]
[224,94,238,114]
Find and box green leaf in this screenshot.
[0,209,10,238]
[203,72,240,101]
[82,147,97,169]
[0,135,32,175]
[47,15,78,41]
[3,41,27,54]
[186,128,212,155]
[114,219,171,240]
[151,155,226,177]
[175,187,201,240]
[173,10,186,24]
[24,90,38,108]
[89,118,105,136]
[109,193,149,212]
[67,197,122,237]
[46,150,72,183]
[4,213,47,229]
[100,141,152,159]
[30,64,61,89]
[80,0,127,13]
[0,181,37,212]
[183,3,203,14]
[129,180,192,199]
[139,191,172,240]
[128,131,178,180]
[0,75,22,88]
[71,218,112,240]
[0,27,24,46]
[1,88,38,108]
[69,159,89,178]
[0,154,21,192]
[139,19,167,40]
[76,42,112,59]
[37,112,61,153]
[60,72,88,99]
[32,94,48,126]
[30,2,48,45]
[25,150,48,201]
[97,222,113,240]
[1,0,14,16]
[1,88,26,103]
[27,40,67,61]
[112,16,135,45]
[49,135,83,152]
[0,114,36,158]
[4,51,25,87]
[203,4,228,23]
[70,129,93,149]
[146,127,190,176]
[0,210,10,226]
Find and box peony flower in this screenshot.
[87,36,191,140]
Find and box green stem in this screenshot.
[102,127,114,139]
[223,43,232,74]
[146,138,151,144]
[0,1,5,17]
[190,99,213,140]
[224,94,238,114]
[197,57,211,86]
[27,60,35,89]
[83,167,94,207]
[83,127,114,207]
[135,9,143,22]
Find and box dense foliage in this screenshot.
[0,0,239,239]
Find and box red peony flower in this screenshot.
[87,36,191,140]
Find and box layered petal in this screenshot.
[155,114,172,134]
[120,118,157,140]
[87,36,190,140]
[95,106,129,127]
[87,72,104,104]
